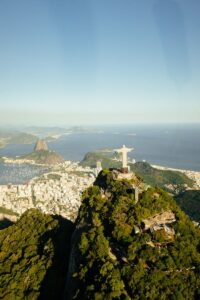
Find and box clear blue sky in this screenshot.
[0,0,200,125]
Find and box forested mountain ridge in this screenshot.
[175,190,200,222]
[1,169,200,299]
[0,209,74,299]
[81,151,194,193]
[66,169,200,299]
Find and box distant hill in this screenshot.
[23,126,95,137]
[131,161,194,193]
[81,151,121,169]
[20,150,65,165]
[19,139,65,165]
[0,129,37,148]
[0,209,74,299]
[175,190,200,222]
[34,139,48,151]
[80,151,194,193]
[24,126,69,137]
[66,169,200,299]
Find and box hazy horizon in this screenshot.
[1,122,200,130]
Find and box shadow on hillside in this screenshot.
[38,215,74,300]
[0,218,14,230]
[175,190,200,223]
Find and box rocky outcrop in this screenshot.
[142,211,176,231]
[38,151,65,165]
[34,139,48,151]
[21,139,65,165]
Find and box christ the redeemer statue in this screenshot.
[114,145,133,172]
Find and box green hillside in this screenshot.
[66,169,200,299]
[0,130,37,148]
[20,150,65,165]
[80,151,194,193]
[131,162,194,193]
[80,151,121,169]
[0,170,199,299]
[175,190,200,222]
[0,209,73,299]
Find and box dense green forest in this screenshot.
[131,161,193,193]
[175,190,200,222]
[0,209,73,299]
[1,169,200,299]
[67,169,200,299]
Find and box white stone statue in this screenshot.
[114,145,133,169]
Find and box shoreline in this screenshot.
[151,164,200,189]
[2,158,200,173]
[151,164,200,173]
[1,158,200,189]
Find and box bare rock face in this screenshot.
[34,139,48,152]
[23,139,65,165]
[142,211,176,231]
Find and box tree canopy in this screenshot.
[69,169,200,299]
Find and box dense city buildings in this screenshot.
[1,156,200,224]
[0,161,94,221]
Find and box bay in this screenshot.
[0,163,48,185]
[0,124,200,177]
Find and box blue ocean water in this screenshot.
[0,163,48,185]
[0,124,199,185]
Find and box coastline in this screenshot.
[152,164,200,189]
[1,157,200,190]
[2,156,50,167]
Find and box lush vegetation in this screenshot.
[20,150,64,165]
[131,162,194,193]
[68,170,200,299]
[175,190,200,222]
[0,166,199,299]
[81,151,194,193]
[0,209,73,299]
[0,130,37,148]
[80,151,121,169]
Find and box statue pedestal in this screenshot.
[117,172,134,180]
[121,167,129,173]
